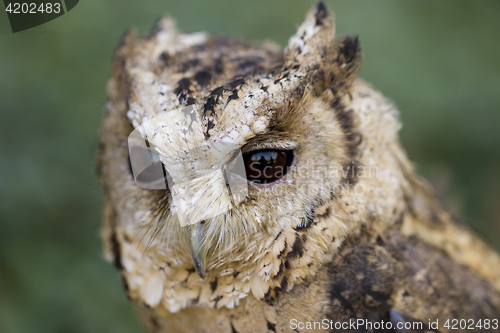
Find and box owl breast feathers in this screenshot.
[98,2,500,332]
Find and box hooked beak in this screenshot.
[189,221,208,278]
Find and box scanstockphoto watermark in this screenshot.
[244,157,379,182]
[290,318,423,331]
[127,105,380,226]
[128,105,249,227]
[246,158,379,197]
[290,318,500,331]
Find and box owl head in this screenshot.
[99,2,411,311]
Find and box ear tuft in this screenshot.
[146,15,177,40]
[337,34,360,66]
[285,2,335,66]
[113,28,136,60]
[314,1,329,26]
[282,4,363,97]
[326,34,363,94]
[111,28,136,92]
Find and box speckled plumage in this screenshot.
[98,3,500,332]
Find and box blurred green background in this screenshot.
[1,1,499,332]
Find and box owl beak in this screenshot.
[189,221,208,278]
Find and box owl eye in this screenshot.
[128,146,168,189]
[242,149,295,184]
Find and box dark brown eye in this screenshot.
[242,149,295,184]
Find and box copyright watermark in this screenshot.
[128,105,381,227]
[3,0,79,33]
[290,318,423,331]
[128,105,248,227]
[290,317,499,331]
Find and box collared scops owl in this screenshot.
[97,2,500,332]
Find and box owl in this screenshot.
[97,2,500,332]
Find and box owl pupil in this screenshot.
[243,149,295,184]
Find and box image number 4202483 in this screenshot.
[3,0,79,32]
